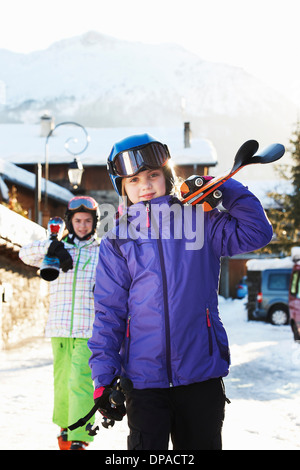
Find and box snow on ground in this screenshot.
[0,297,299,451]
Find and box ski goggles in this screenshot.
[107,142,171,177]
[68,196,98,211]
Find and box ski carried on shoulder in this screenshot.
[180,140,285,211]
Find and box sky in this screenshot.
[0,0,299,105]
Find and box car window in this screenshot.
[267,273,290,290]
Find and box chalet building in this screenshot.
[0,157,74,226]
[0,118,218,220]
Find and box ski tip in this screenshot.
[252,143,285,164]
[240,140,259,153]
[231,139,259,172]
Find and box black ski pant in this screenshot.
[126,378,227,450]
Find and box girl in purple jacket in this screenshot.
[88,134,272,450]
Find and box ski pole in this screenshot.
[68,375,133,435]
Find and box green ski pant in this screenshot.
[51,337,95,442]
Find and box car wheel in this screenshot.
[269,306,289,326]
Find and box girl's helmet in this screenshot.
[107,134,171,196]
[64,196,100,239]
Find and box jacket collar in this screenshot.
[127,195,181,217]
[64,234,99,248]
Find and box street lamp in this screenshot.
[44,121,90,209]
[68,157,84,189]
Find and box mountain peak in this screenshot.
[47,30,123,52]
[79,30,121,47]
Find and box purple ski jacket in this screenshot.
[88,179,272,390]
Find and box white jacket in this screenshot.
[19,236,100,338]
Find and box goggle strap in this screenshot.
[68,205,97,212]
[107,159,116,175]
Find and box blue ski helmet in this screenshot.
[107,133,171,196]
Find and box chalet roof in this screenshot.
[0,157,74,203]
[0,124,218,167]
[0,204,46,253]
[0,123,292,211]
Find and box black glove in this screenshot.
[47,240,73,272]
[94,386,126,422]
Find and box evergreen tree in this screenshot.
[265,121,300,255]
[289,121,300,227]
[2,185,28,218]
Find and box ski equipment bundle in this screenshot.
[180,140,285,211]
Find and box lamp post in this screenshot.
[44,121,90,210]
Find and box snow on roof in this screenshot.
[0,124,290,210]
[0,124,218,167]
[0,204,46,247]
[247,257,294,271]
[0,157,74,203]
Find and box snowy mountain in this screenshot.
[0,31,297,175]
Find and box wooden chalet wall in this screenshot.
[0,248,49,348]
[0,206,49,348]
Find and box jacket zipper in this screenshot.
[145,202,150,228]
[206,307,213,356]
[70,247,81,335]
[146,201,173,387]
[158,238,173,386]
[206,306,230,364]
[126,315,131,363]
[82,257,91,270]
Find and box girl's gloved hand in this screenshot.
[47,240,73,272]
[94,386,126,421]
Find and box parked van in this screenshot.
[289,247,300,341]
[247,258,293,325]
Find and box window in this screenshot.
[267,273,290,290]
[290,271,300,297]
